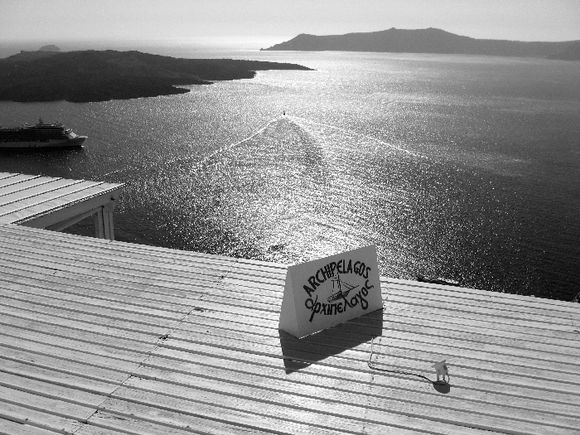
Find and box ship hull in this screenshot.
[0,135,87,150]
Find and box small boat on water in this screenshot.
[0,118,87,149]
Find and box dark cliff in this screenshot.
[0,50,312,103]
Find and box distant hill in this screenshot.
[0,50,312,103]
[38,44,60,52]
[548,43,580,60]
[264,28,580,60]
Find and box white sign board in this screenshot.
[279,245,383,338]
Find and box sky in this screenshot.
[1,0,579,49]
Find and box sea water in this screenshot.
[1,49,579,300]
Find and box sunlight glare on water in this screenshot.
[1,51,579,300]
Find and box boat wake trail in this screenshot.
[170,113,425,176]
[103,113,423,182]
[287,115,427,160]
[102,117,284,179]
[177,117,284,173]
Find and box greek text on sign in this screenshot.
[279,245,383,338]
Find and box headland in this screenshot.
[0,49,312,103]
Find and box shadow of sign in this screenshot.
[280,308,383,374]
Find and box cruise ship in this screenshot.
[0,119,87,149]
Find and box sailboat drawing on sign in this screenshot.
[327,273,359,302]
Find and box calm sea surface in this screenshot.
[1,49,579,300]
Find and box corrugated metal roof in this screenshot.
[0,223,579,434]
[0,172,122,226]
